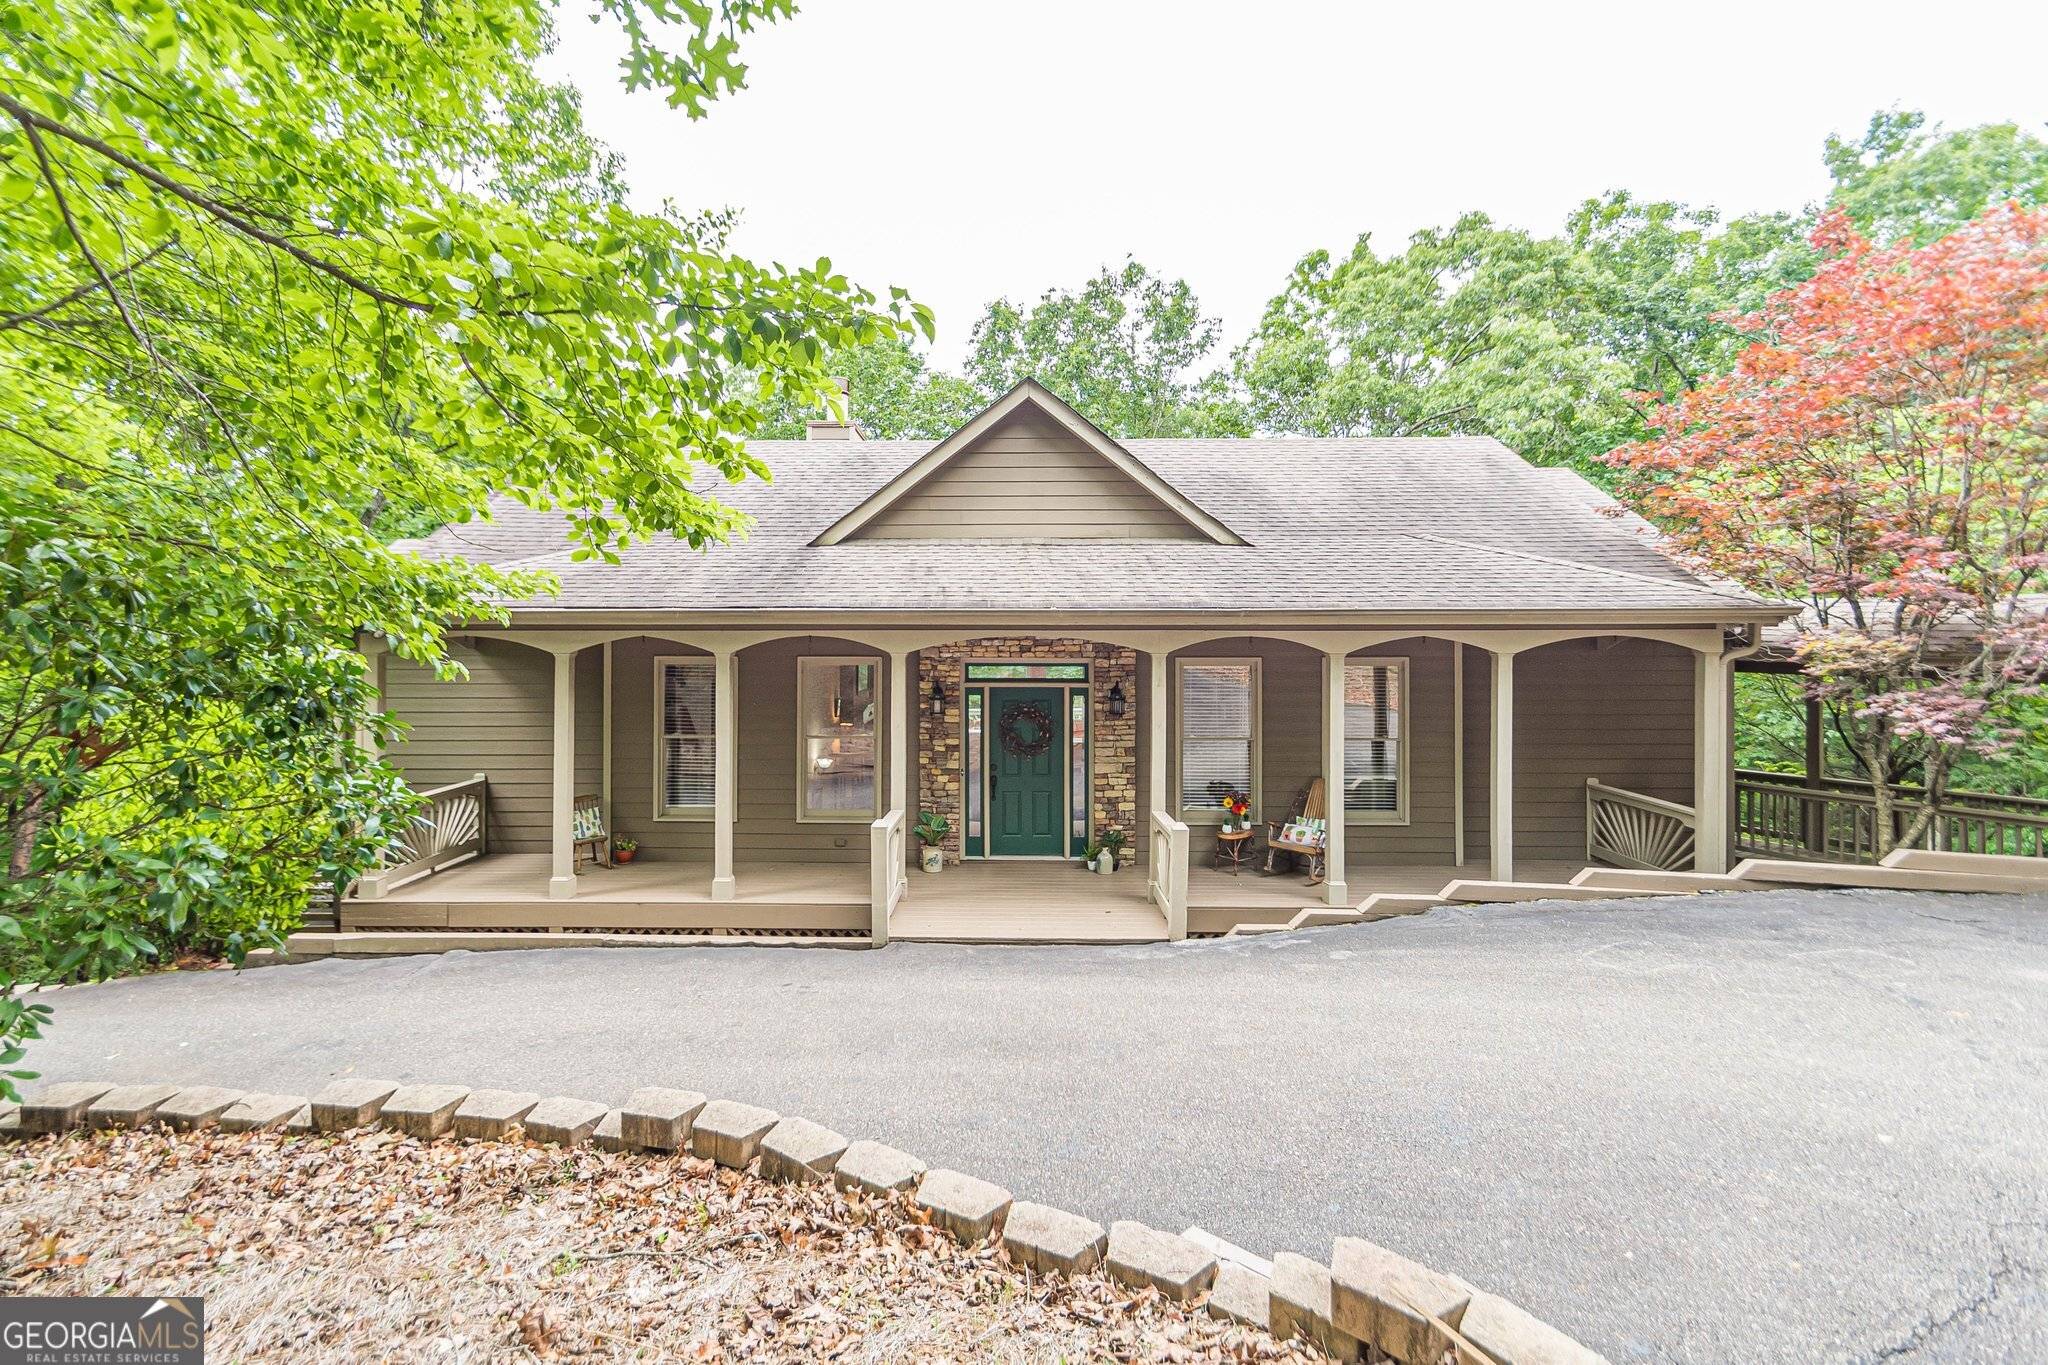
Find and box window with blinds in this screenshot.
[658,658,715,815]
[1343,659,1404,819]
[1178,660,1258,815]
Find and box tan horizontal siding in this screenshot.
[609,635,894,866]
[1461,638,1697,866]
[384,639,558,854]
[1166,638,1461,872]
[858,409,1203,541]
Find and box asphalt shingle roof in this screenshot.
[397,436,1780,618]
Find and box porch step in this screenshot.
[1353,893,1449,919]
[1222,922,1291,938]
[1284,907,1370,930]
[1568,868,1757,894]
[1879,848,2048,879]
[1729,858,2048,895]
[1437,880,1682,904]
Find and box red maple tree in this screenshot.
[1609,204,2048,852]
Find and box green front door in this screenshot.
[988,688,1067,857]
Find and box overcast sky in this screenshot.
[545,0,2048,368]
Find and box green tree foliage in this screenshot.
[0,0,925,1095]
[768,260,1248,440]
[754,337,983,439]
[1232,201,1808,475]
[1825,110,2048,245]
[963,260,1247,437]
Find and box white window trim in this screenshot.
[1343,655,1411,827]
[652,654,715,822]
[1173,656,1261,827]
[795,654,884,824]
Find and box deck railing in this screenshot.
[356,773,488,899]
[1148,809,1189,940]
[870,808,908,945]
[1586,779,1698,871]
[1735,769,2048,863]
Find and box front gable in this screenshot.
[812,380,1244,545]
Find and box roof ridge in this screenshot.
[1393,529,1760,605]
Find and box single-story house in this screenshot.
[347,379,1791,943]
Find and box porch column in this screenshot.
[1694,649,1733,874]
[548,646,578,900]
[1322,649,1349,907]
[711,648,737,901]
[888,648,910,818]
[1451,644,1466,866]
[1488,649,1515,882]
[1145,649,1168,818]
[353,637,391,900]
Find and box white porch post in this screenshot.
[600,642,614,815]
[888,649,910,818]
[1489,649,1515,882]
[548,646,578,900]
[1146,650,1169,821]
[1694,648,1733,874]
[1322,649,1349,907]
[1451,644,1466,867]
[353,638,392,900]
[711,648,738,900]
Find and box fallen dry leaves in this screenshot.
[0,1127,1328,1362]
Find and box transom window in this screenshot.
[798,657,880,822]
[966,662,1089,681]
[656,657,715,817]
[1176,659,1259,819]
[1343,658,1406,821]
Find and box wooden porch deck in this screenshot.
[340,852,1570,941]
[343,855,871,934]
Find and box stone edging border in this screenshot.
[2,1078,1607,1365]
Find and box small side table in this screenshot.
[1214,828,1257,875]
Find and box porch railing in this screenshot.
[1735,769,2048,864]
[1149,809,1189,940]
[357,773,488,899]
[870,809,907,946]
[1586,779,1697,871]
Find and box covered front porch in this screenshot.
[340,847,1590,942]
[343,621,1735,945]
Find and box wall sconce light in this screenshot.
[1107,682,1126,719]
[928,677,945,718]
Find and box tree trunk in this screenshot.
[1860,730,1898,858]
[8,790,44,879]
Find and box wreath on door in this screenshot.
[998,699,1056,759]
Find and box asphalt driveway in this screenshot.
[20,888,2048,1362]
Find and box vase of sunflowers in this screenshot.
[1220,791,1252,833]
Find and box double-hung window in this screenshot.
[1176,659,1259,819]
[656,657,716,818]
[1343,658,1406,822]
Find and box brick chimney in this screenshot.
[805,376,863,441]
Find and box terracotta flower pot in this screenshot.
[614,848,636,864]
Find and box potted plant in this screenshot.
[1097,827,1126,874]
[612,834,638,864]
[913,811,951,873]
[1221,791,1252,833]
